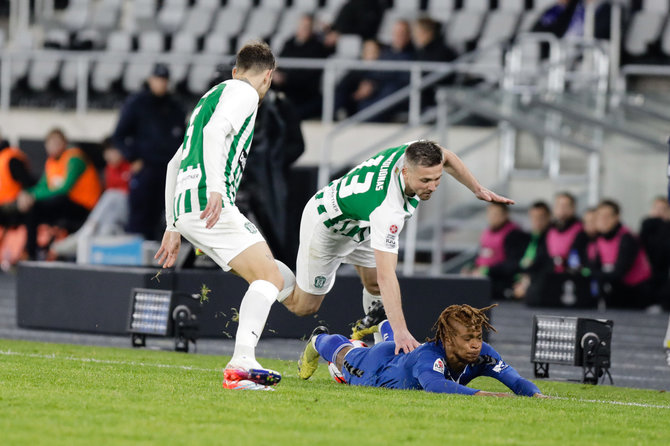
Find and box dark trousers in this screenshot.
[126,166,166,241]
[602,280,653,309]
[24,195,89,259]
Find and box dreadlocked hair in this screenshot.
[429,304,498,345]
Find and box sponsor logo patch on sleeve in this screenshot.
[492,360,509,373]
[433,358,445,374]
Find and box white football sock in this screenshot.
[231,280,279,365]
[362,288,383,344]
[274,260,296,303]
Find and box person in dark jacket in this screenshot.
[273,14,331,120]
[465,203,527,300]
[324,0,385,48]
[639,196,670,310]
[112,64,186,240]
[532,0,611,39]
[593,199,652,309]
[515,201,552,301]
[412,17,457,63]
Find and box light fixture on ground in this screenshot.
[127,288,201,352]
[531,315,613,385]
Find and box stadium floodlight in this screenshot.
[531,315,613,385]
[127,288,200,353]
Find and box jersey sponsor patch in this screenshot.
[385,234,397,249]
[433,358,445,374]
[492,360,509,373]
[175,165,202,193]
[389,224,398,234]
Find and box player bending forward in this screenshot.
[282,140,514,355]
[299,304,547,397]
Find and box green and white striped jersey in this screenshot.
[315,144,421,253]
[172,79,258,219]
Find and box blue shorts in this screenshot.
[342,341,397,386]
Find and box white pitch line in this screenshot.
[3,350,670,409]
[0,349,221,373]
[553,396,670,410]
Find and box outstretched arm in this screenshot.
[440,147,515,205]
[375,249,420,355]
[155,148,182,268]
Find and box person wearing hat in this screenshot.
[112,63,186,240]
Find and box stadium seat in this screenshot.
[210,6,250,40]
[59,57,84,92]
[479,10,521,45]
[27,52,62,91]
[243,2,283,40]
[131,0,158,32]
[123,60,156,92]
[445,10,486,54]
[60,0,91,32]
[8,31,34,88]
[137,30,164,52]
[91,31,132,93]
[73,28,104,50]
[659,20,670,57]
[44,28,70,49]
[195,0,221,8]
[333,34,362,59]
[169,32,197,85]
[426,0,456,28]
[389,0,421,13]
[624,10,666,56]
[292,0,319,10]
[315,0,348,30]
[180,5,215,38]
[462,0,491,12]
[641,0,669,13]
[498,0,525,12]
[236,34,265,52]
[276,7,318,41]
[157,0,187,33]
[0,29,4,49]
[90,0,121,32]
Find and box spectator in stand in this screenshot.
[0,137,35,227]
[639,196,670,310]
[465,203,527,300]
[333,39,385,118]
[515,201,552,301]
[580,207,599,269]
[532,0,612,40]
[324,0,385,49]
[546,192,588,273]
[412,17,457,108]
[51,138,132,258]
[593,199,653,309]
[16,128,102,259]
[412,17,457,63]
[273,14,331,120]
[112,64,185,241]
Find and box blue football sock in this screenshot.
[379,320,394,342]
[314,334,352,364]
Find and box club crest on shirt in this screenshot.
[433,358,445,374]
[492,360,508,373]
[389,224,398,234]
[314,275,327,289]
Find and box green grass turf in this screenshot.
[1,339,669,446]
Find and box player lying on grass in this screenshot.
[299,303,547,397]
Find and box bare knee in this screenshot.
[363,282,380,295]
[283,290,324,316]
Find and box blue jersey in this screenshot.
[341,340,540,396]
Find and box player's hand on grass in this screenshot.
[533,393,551,399]
[394,329,421,354]
[155,230,181,268]
[474,391,513,397]
[474,186,515,205]
[200,191,223,229]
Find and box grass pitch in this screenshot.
[1,339,669,446]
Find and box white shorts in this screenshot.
[175,206,265,272]
[296,196,376,295]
